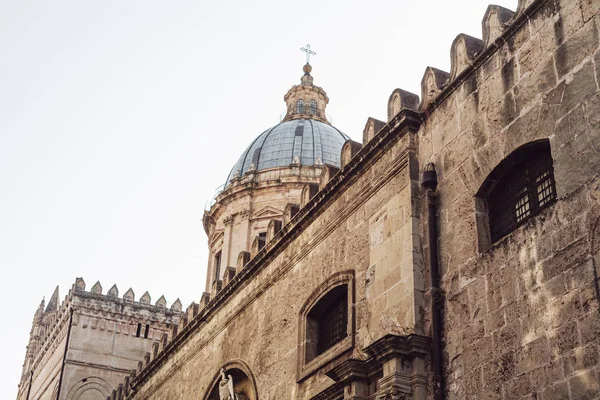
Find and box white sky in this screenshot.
[0,0,516,396]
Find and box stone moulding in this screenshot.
[310,383,345,400]
[318,334,431,400]
[129,109,421,393]
[363,333,431,361]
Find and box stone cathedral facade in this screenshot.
[18,0,600,398]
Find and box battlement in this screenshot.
[70,277,182,314]
[105,0,593,397]
[19,277,182,396]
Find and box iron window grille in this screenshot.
[310,100,317,115]
[316,290,348,355]
[483,141,557,242]
[296,99,304,114]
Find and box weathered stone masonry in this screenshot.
[105,0,600,399]
[22,0,600,398]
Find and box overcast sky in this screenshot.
[1,0,516,396]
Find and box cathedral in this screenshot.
[17,0,600,398]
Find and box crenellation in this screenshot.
[341,139,363,168]
[91,280,103,294]
[200,292,211,309]
[18,276,180,400]
[22,1,600,398]
[266,219,283,243]
[482,5,515,47]
[284,203,300,224]
[155,295,167,309]
[387,89,420,122]
[300,183,319,208]
[74,277,85,292]
[449,34,484,81]
[108,284,119,297]
[186,302,199,322]
[171,298,182,312]
[223,266,236,286]
[362,117,386,145]
[419,66,451,111]
[318,164,340,189]
[124,288,135,302]
[140,291,151,305]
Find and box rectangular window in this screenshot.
[258,232,267,250]
[214,251,222,281]
[144,324,150,339]
[136,323,141,338]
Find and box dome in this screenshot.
[226,118,349,186]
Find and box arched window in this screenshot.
[307,285,348,357]
[477,140,556,244]
[298,271,354,379]
[296,99,304,114]
[310,99,317,115]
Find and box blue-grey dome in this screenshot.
[226,119,349,186]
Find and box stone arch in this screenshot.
[65,377,112,400]
[474,139,555,250]
[202,359,258,400]
[297,270,355,379]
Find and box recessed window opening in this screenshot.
[306,284,348,361]
[258,232,267,250]
[310,99,317,115]
[144,324,150,339]
[478,140,556,243]
[136,323,142,338]
[214,251,222,282]
[296,99,304,114]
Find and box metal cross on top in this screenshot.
[300,44,316,64]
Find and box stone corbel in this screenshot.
[325,359,370,400]
[364,334,431,400]
[377,387,413,400]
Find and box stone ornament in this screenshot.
[218,368,236,400]
[380,388,412,400]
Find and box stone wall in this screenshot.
[130,114,424,399]
[104,0,600,398]
[416,0,600,398]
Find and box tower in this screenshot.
[16,279,181,400]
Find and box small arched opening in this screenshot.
[203,360,258,400]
